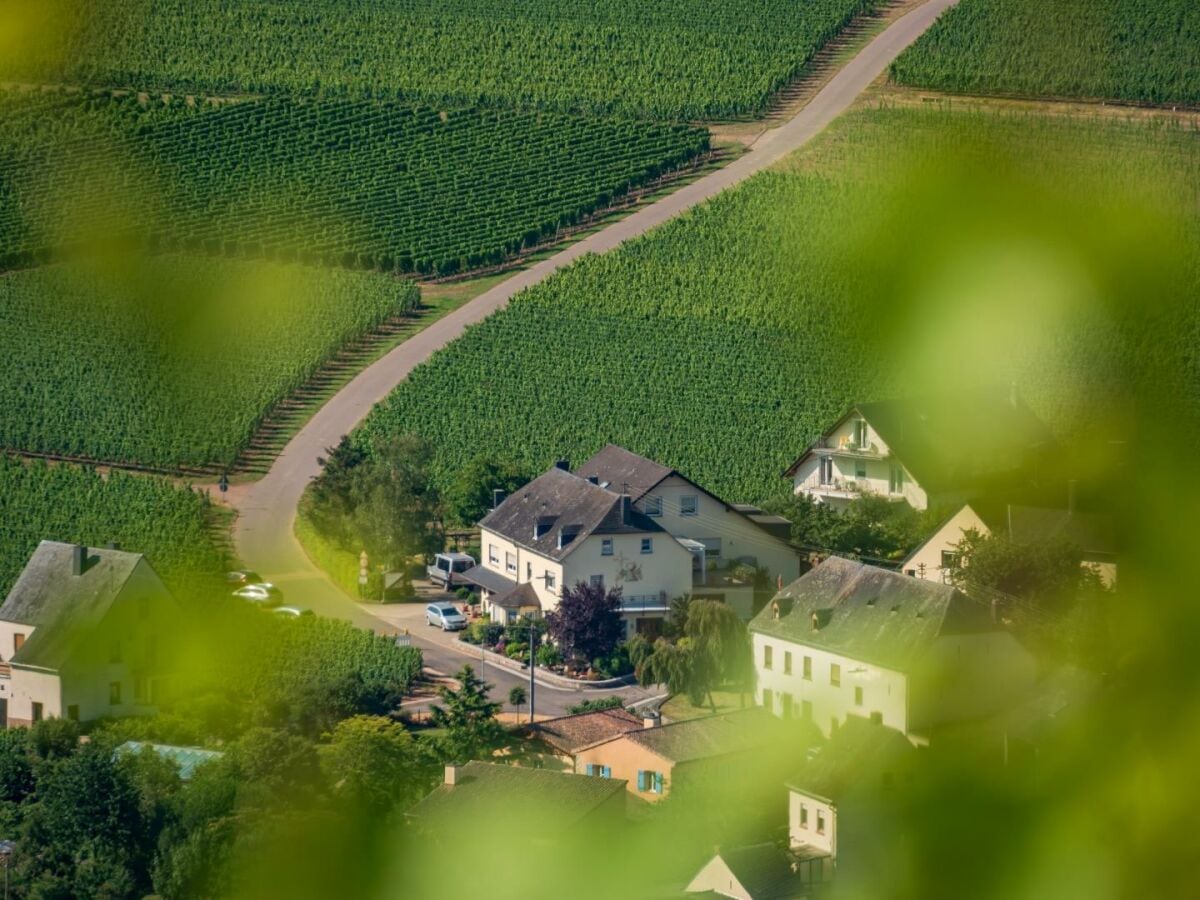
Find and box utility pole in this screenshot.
[529,620,537,725]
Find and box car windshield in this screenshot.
[439,606,459,615]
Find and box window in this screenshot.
[31,702,43,723]
[637,770,664,794]
[800,803,809,828]
[783,651,793,675]
[589,574,604,589]
[819,456,834,485]
[488,544,499,566]
[526,561,532,580]
[680,495,698,517]
[855,462,867,479]
[817,810,826,835]
[700,537,722,559]
[855,419,869,448]
[66,705,79,722]
[643,496,663,517]
[12,633,23,656]
[830,663,841,687]
[545,572,556,591]
[600,766,611,779]
[640,538,653,554]
[585,764,611,778]
[762,688,773,712]
[781,693,794,719]
[109,640,122,664]
[854,686,864,706]
[889,464,905,494]
[109,682,122,705]
[505,552,517,574]
[763,644,773,670]
[802,656,812,680]
[941,550,959,570]
[601,538,614,556]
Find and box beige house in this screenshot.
[0,541,179,727]
[784,387,1056,511]
[572,707,785,802]
[751,557,1036,743]
[464,463,694,637]
[576,446,801,617]
[685,844,811,900]
[903,501,1117,586]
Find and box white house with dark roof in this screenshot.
[0,541,180,727]
[575,445,800,616]
[462,463,693,636]
[903,501,1117,586]
[751,557,1035,742]
[784,386,1057,511]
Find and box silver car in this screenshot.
[425,603,467,631]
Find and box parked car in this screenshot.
[425,603,467,631]
[225,570,263,585]
[272,605,314,618]
[427,552,476,588]
[232,583,282,607]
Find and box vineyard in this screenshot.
[891,0,1200,106]
[0,457,227,596]
[346,104,1200,503]
[0,90,709,277]
[7,0,876,120]
[0,256,417,469]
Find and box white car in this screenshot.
[272,605,313,618]
[425,603,467,631]
[232,583,283,607]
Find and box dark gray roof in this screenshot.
[407,762,625,834]
[479,466,665,561]
[531,708,645,755]
[620,708,780,764]
[787,716,915,804]
[459,565,516,595]
[709,844,811,900]
[575,444,673,502]
[750,557,996,672]
[786,387,1056,493]
[0,541,167,671]
[490,582,542,611]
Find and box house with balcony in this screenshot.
[575,445,801,617]
[751,557,1035,743]
[462,462,694,636]
[0,541,179,727]
[784,386,1057,511]
[903,500,1116,586]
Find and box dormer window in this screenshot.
[557,526,581,549]
[855,419,869,448]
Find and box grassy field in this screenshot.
[0,90,708,276]
[0,255,417,469]
[348,102,1200,504]
[7,0,875,120]
[891,0,1200,106]
[0,456,228,595]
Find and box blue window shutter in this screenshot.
[602,766,611,779]
[654,772,664,794]
[637,770,646,791]
[586,764,596,777]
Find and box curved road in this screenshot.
[231,0,959,684]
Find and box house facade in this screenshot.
[576,445,801,617]
[463,463,693,636]
[785,387,1057,512]
[751,557,1036,742]
[0,541,179,727]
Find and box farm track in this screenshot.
[230,0,963,625]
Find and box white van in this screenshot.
[427,552,476,588]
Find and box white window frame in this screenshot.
[505,551,517,574]
[601,538,614,556]
[680,495,698,516]
[545,571,556,591]
[640,537,653,554]
[643,496,663,517]
[589,574,604,589]
[488,544,499,566]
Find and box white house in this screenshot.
[575,445,801,617]
[462,463,694,637]
[903,501,1117,586]
[750,557,1036,743]
[784,387,1056,511]
[0,541,179,727]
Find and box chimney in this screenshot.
[105,541,120,551]
[492,489,506,509]
[642,710,661,729]
[1067,479,1077,514]
[444,764,460,786]
[621,494,632,525]
[71,544,87,577]
[554,458,570,471]
[810,611,819,631]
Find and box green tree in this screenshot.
[320,715,431,814]
[636,638,696,700]
[443,455,532,527]
[507,686,527,720]
[684,600,754,707]
[429,665,504,762]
